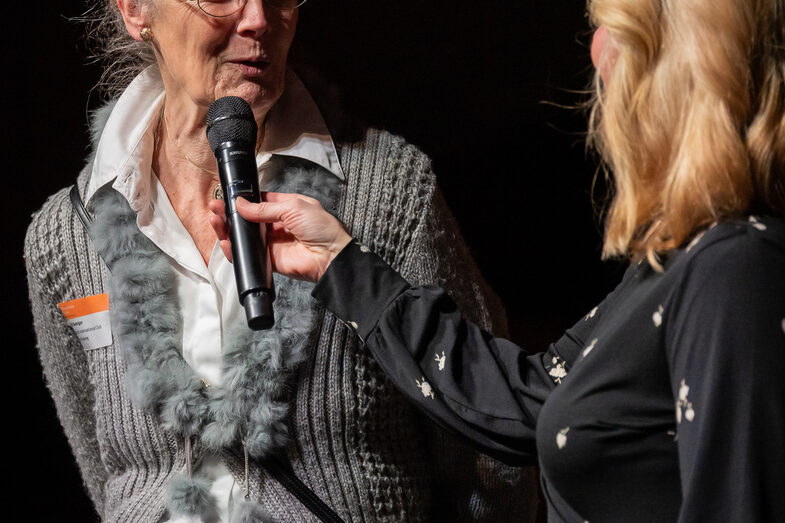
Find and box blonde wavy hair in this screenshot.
[587,0,785,265]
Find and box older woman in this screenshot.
[210,0,785,521]
[24,0,536,521]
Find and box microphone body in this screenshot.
[207,97,274,330]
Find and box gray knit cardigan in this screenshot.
[25,113,537,521]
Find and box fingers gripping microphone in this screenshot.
[207,96,274,330]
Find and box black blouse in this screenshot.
[312,216,785,522]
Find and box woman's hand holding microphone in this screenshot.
[208,193,352,283]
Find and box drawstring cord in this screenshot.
[243,439,250,499]
[184,434,192,477]
[184,433,247,496]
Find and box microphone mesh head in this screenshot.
[206,96,258,151]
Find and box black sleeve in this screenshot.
[665,228,785,522]
[313,240,610,465]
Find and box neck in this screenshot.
[151,95,268,264]
[152,97,267,204]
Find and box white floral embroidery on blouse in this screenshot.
[556,427,570,449]
[582,338,598,358]
[416,377,435,399]
[585,306,598,321]
[652,305,664,327]
[434,351,446,371]
[749,215,767,231]
[548,356,568,384]
[676,379,695,423]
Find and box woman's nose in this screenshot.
[236,0,269,37]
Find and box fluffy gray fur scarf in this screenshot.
[89,157,343,521]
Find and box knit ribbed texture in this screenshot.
[25,127,537,522]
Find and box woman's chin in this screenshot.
[214,80,281,115]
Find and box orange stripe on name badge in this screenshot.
[58,293,110,320]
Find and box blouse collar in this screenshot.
[86,65,344,210]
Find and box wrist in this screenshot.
[328,232,353,262]
[318,232,352,281]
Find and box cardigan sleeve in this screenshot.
[665,223,785,522]
[24,192,107,516]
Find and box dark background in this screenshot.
[4,1,624,519]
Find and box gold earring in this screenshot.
[140,27,154,42]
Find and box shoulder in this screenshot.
[25,186,77,311]
[674,215,785,288]
[664,216,785,354]
[337,128,439,242]
[339,128,438,230]
[25,169,92,291]
[338,128,436,191]
[25,186,77,263]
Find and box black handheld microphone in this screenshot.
[206,96,274,330]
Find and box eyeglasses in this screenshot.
[196,0,307,18]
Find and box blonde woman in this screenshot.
[210,0,785,520]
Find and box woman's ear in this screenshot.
[116,0,150,41]
[591,26,619,84]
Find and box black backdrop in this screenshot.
[5,1,625,519]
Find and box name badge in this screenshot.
[58,293,113,351]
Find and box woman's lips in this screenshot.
[232,59,270,77]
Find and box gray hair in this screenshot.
[82,0,157,100]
